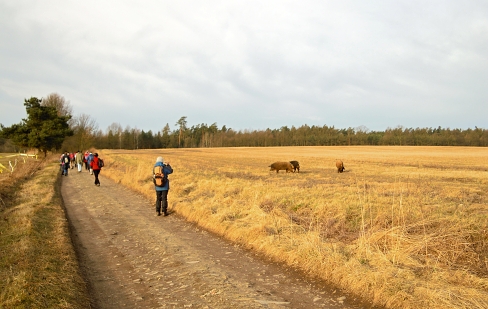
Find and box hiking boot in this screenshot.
[156,212,161,216]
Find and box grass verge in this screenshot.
[0,155,90,309]
[97,146,488,309]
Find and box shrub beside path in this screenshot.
[60,170,376,309]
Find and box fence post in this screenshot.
[0,153,37,173]
[9,159,18,172]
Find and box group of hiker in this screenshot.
[59,150,103,186]
[59,152,173,216]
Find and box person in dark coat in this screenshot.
[61,152,70,176]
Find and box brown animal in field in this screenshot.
[289,160,300,173]
[336,160,345,173]
[269,161,294,173]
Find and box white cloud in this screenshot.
[1,0,487,132]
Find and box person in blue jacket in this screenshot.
[87,152,94,175]
[153,156,173,216]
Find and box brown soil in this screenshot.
[61,168,377,309]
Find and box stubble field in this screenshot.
[98,146,488,309]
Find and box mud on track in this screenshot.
[60,169,375,309]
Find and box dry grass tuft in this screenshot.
[0,155,90,308]
[98,146,488,309]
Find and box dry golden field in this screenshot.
[98,146,488,309]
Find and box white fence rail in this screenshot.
[0,153,38,173]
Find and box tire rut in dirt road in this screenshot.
[61,170,374,309]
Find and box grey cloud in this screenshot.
[1,0,487,132]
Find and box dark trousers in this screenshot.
[93,169,100,185]
[155,190,168,214]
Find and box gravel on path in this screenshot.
[61,169,374,309]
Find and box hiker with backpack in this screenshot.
[61,151,70,176]
[153,156,173,216]
[90,153,103,186]
[59,153,65,173]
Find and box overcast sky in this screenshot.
[1,1,487,133]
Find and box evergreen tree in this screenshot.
[0,97,73,156]
[176,116,187,147]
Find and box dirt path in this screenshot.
[61,169,375,309]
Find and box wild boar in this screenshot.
[269,161,294,173]
[289,160,300,173]
[336,160,345,173]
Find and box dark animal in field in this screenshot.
[336,160,345,173]
[269,161,294,173]
[289,160,300,173]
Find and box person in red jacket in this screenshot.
[90,153,102,186]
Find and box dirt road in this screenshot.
[61,169,374,309]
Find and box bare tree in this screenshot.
[71,114,99,151]
[42,93,73,116]
[106,123,122,134]
[133,127,141,149]
[42,93,74,127]
[106,122,123,149]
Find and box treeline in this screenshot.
[92,123,488,149]
[2,94,487,154]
